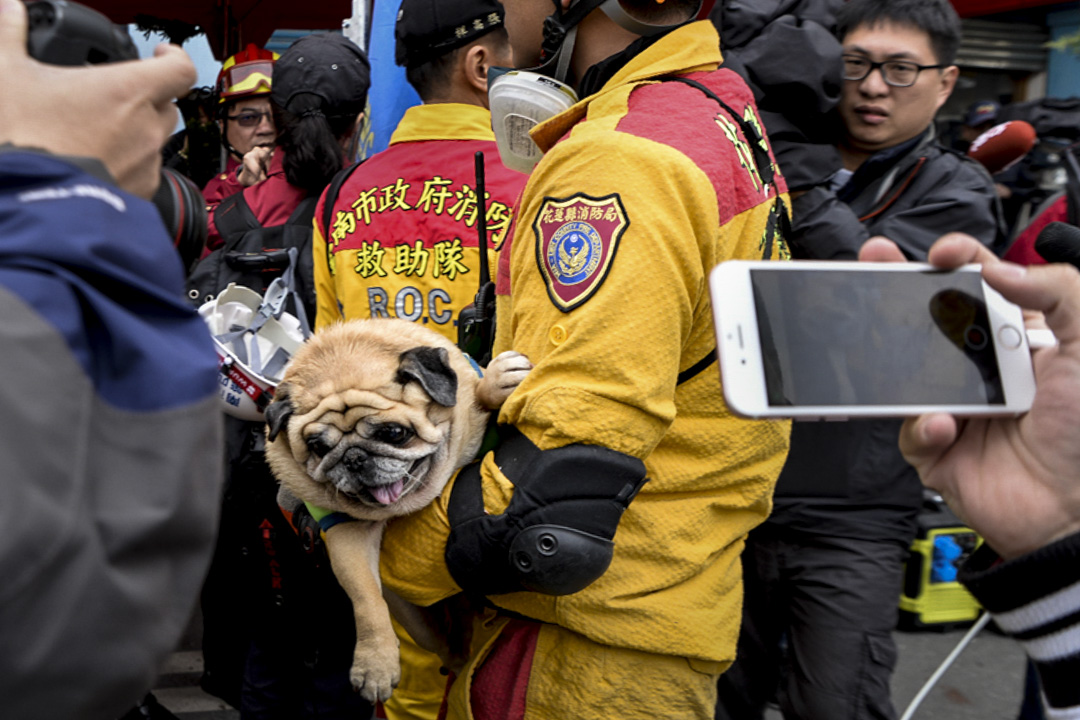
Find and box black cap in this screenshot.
[395,0,505,68]
[272,33,371,117]
[965,100,1001,128]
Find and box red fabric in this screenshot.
[317,132,525,327]
[201,155,242,212]
[951,0,1063,18]
[205,150,307,251]
[77,1,351,60]
[1004,194,1064,267]
[436,670,456,720]
[469,619,540,720]
[616,70,789,227]
[495,212,519,298]
[317,137,523,261]
[498,69,782,299]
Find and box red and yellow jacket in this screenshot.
[313,103,527,338]
[382,20,791,670]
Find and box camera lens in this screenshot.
[151,167,208,272]
[963,324,989,351]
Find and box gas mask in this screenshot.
[489,0,706,174]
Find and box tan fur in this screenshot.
[263,318,529,702]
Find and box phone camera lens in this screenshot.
[963,324,988,351]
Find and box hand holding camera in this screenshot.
[1,0,195,198]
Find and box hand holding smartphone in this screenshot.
[710,260,1037,420]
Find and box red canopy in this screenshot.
[950,0,1067,18]
[79,0,1062,55]
[78,0,352,59]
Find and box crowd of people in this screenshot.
[3,0,1080,719]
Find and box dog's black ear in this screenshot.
[265,382,295,441]
[397,347,458,407]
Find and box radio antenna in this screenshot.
[474,151,489,290]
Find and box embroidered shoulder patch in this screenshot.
[533,193,629,312]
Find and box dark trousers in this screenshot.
[1017,660,1046,720]
[241,635,373,720]
[716,527,909,720]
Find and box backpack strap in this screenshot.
[663,75,793,249]
[213,190,263,248]
[661,75,792,385]
[664,76,778,192]
[676,349,718,386]
[286,194,320,228]
[319,159,368,245]
[318,160,367,278]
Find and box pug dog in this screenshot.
[263,318,530,703]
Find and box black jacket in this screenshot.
[790,129,1008,260]
[768,129,1006,544]
[711,0,847,191]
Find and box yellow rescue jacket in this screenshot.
[382,20,791,668]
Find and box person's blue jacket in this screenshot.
[0,148,224,720]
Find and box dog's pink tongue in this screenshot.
[371,479,405,505]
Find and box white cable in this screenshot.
[898,611,993,720]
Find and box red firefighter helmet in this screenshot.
[217,44,278,104]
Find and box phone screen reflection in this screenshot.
[750,269,1005,407]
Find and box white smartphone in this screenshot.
[709,260,1037,420]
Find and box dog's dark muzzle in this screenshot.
[343,446,371,474]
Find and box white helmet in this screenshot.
[200,283,306,421]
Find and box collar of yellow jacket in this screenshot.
[390,103,496,145]
[530,20,722,153]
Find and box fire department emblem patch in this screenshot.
[534,193,629,312]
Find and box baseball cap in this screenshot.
[272,33,371,117]
[395,0,505,69]
[965,100,1001,128]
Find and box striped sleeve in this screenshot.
[959,533,1080,718]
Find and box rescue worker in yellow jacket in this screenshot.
[311,1,525,718]
[380,1,792,718]
[313,0,525,344]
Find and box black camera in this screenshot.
[26,0,137,66]
[25,0,207,270]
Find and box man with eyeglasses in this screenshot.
[201,44,278,215]
[716,1,1006,719]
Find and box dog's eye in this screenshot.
[373,424,413,446]
[305,435,333,457]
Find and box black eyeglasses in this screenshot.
[226,110,273,127]
[842,55,945,88]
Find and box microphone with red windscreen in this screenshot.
[967,120,1038,175]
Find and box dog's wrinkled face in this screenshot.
[264,321,489,521]
[303,414,435,507]
[294,367,453,510]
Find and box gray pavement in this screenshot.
[890,623,1027,720]
[157,620,1028,719]
[157,608,1029,719]
[761,620,1028,720]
